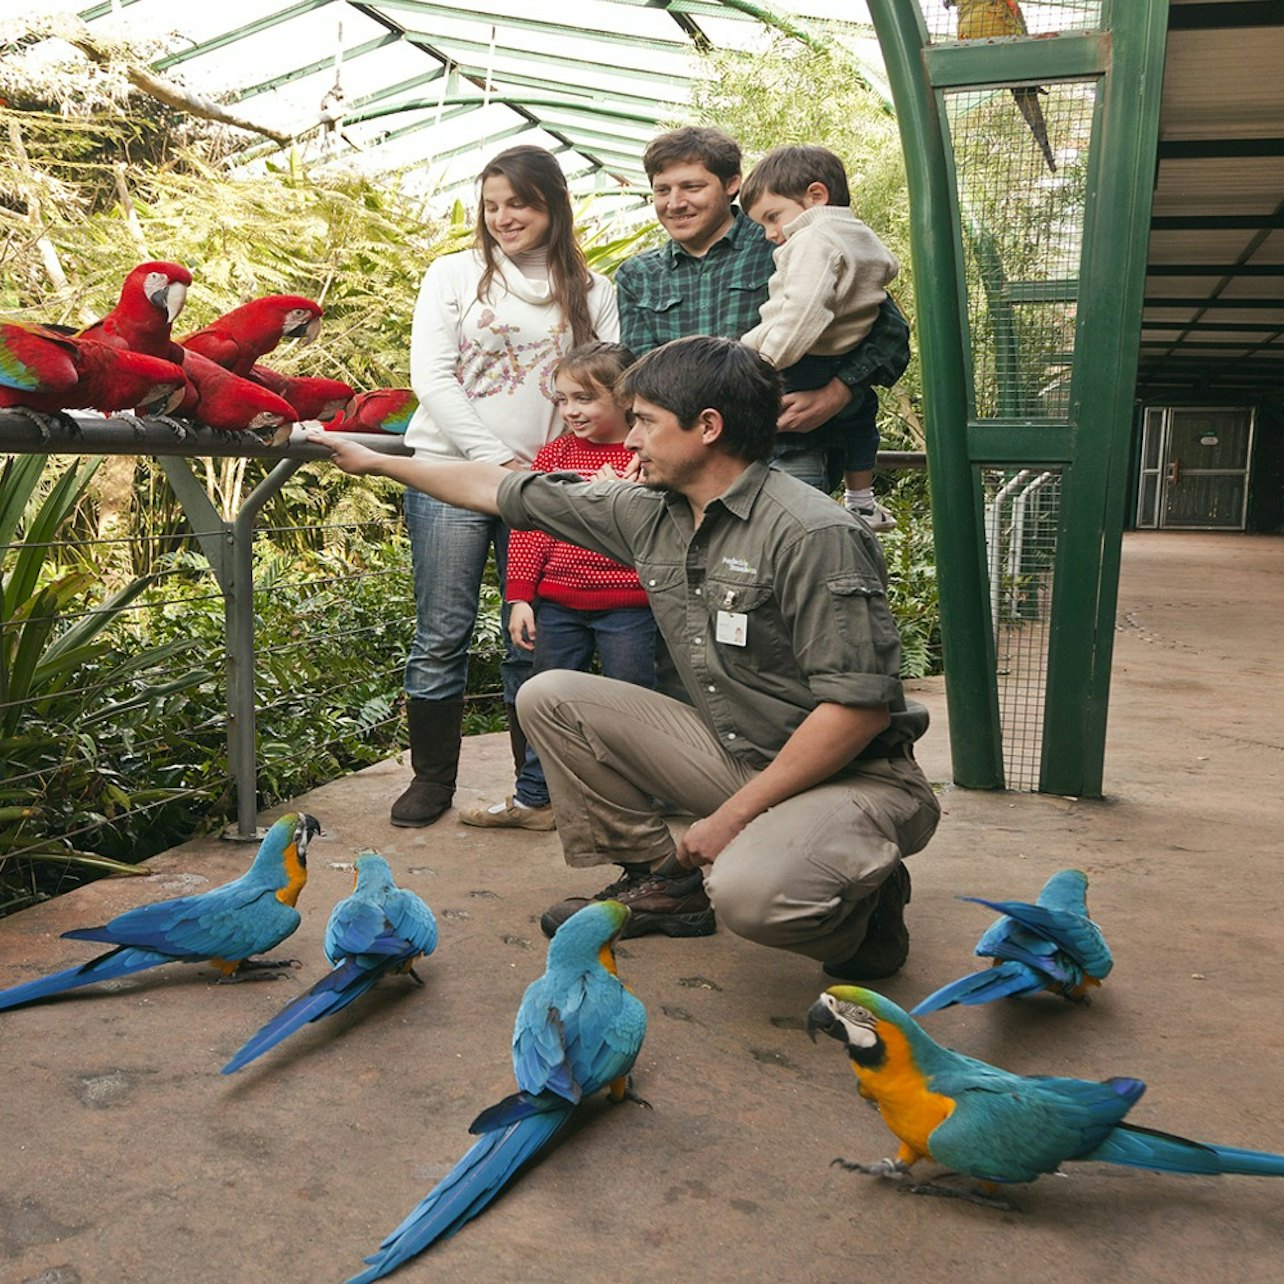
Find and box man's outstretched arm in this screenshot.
[307,433,510,515]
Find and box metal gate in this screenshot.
[1137,406,1255,529]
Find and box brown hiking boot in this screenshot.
[540,868,715,940]
[823,863,911,981]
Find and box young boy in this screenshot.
[740,145,903,531]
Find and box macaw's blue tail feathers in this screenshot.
[345,1108,573,1284]
[910,960,1043,1016]
[1086,1123,1284,1177]
[469,1088,581,1134]
[220,957,386,1074]
[0,945,175,1012]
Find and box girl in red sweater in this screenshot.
[461,342,657,829]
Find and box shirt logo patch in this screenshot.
[720,556,757,575]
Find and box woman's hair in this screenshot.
[475,146,596,346]
[553,341,638,409]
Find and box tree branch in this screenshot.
[67,28,294,146]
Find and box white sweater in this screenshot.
[405,248,618,465]
[741,206,898,372]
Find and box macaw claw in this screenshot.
[220,957,303,982]
[153,413,191,441]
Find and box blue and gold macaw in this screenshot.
[911,868,1112,1015]
[807,986,1284,1207]
[346,900,647,1283]
[0,812,318,1012]
[222,850,437,1073]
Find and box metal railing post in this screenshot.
[225,458,303,840]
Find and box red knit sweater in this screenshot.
[506,435,649,610]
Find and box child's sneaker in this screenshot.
[459,796,556,831]
[848,498,897,532]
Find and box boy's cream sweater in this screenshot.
[741,205,898,371]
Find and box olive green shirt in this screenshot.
[497,462,925,770]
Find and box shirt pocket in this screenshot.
[636,562,686,638]
[632,280,685,345]
[826,571,899,669]
[705,579,789,670]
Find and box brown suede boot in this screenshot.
[390,696,464,828]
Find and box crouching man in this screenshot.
[310,336,938,980]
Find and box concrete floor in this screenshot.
[1,531,1282,1284]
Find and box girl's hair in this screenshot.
[553,341,638,408]
[475,146,596,346]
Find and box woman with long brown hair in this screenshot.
[392,145,617,829]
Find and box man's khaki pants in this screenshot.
[517,670,940,964]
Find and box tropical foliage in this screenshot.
[0,24,941,915]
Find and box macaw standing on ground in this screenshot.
[222,851,437,1074]
[945,0,1057,172]
[77,261,191,360]
[346,900,647,1283]
[180,295,323,376]
[0,813,320,1013]
[807,986,1284,1208]
[911,868,1112,1015]
[0,322,186,423]
[323,388,417,435]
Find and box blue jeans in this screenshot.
[404,488,531,704]
[515,602,658,807]
[771,447,829,491]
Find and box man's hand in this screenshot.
[305,431,385,476]
[676,805,749,868]
[508,601,536,652]
[777,377,853,434]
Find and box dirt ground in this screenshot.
[1,531,1281,1284]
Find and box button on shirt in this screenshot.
[497,463,924,769]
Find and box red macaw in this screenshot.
[169,349,298,440]
[944,0,1057,172]
[77,261,191,359]
[323,387,417,435]
[180,295,323,376]
[1,321,186,419]
[250,365,354,420]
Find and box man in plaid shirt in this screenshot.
[615,126,909,500]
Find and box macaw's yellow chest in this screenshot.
[276,841,308,908]
[854,1024,956,1162]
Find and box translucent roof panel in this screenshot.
[13,0,885,211]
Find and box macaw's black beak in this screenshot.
[805,998,840,1044]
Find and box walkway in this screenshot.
[1,532,1280,1283]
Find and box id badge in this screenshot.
[716,609,748,647]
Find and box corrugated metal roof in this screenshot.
[1140,0,1284,396]
[12,0,885,216]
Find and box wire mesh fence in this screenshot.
[982,464,1062,790]
[921,0,1104,46]
[946,78,1096,420]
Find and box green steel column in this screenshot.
[1039,0,1169,796]
[867,0,1005,789]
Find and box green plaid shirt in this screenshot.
[615,209,909,392]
